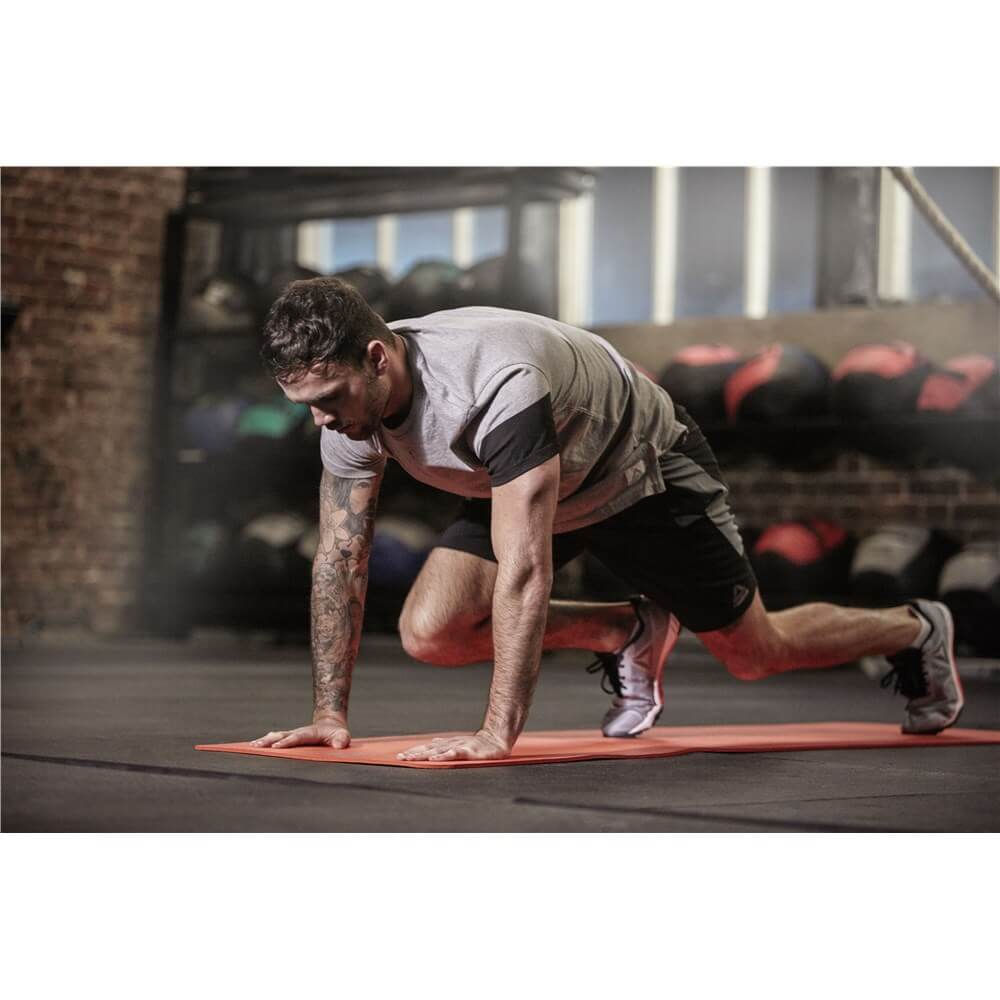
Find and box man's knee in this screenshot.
[719,648,771,681]
[698,599,783,681]
[398,606,442,662]
[397,605,483,666]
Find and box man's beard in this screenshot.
[353,373,387,437]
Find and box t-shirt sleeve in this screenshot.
[319,427,387,479]
[469,365,560,487]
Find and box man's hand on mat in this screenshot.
[251,716,351,750]
[397,730,511,762]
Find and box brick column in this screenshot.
[2,167,186,635]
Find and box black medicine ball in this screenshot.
[917,353,1000,416]
[384,259,464,321]
[751,519,853,607]
[181,272,259,334]
[724,344,831,424]
[915,353,1000,474]
[938,540,1000,656]
[232,512,311,592]
[261,264,323,312]
[832,341,933,419]
[850,524,960,607]
[332,265,392,316]
[658,344,743,425]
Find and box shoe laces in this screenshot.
[881,648,928,699]
[585,597,646,699]
[586,652,626,696]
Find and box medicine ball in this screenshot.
[384,259,464,321]
[850,524,960,607]
[455,255,506,308]
[236,397,309,441]
[369,516,435,592]
[917,353,1000,415]
[333,265,392,316]
[914,353,1000,474]
[234,512,311,591]
[261,264,323,313]
[724,344,831,424]
[751,518,854,607]
[284,522,320,586]
[183,395,250,454]
[938,540,1000,656]
[177,520,233,585]
[658,345,743,425]
[181,272,259,334]
[832,341,933,419]
[452,255,550,316]
[296,523,320,562]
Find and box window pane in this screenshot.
[911,167,994,301]
[769,167,819,314]
[675,167,745,319]
[332,218,377,271]
[395,211,454,276]
[473,207,507,261]
[591,168,654,325]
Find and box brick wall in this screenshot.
[2,167,186,636]
[724,453,999,544]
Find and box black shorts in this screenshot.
[435,406,758,633]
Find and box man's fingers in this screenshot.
[251,731,288,747]
[398,742,434,760]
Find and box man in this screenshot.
[251,277,964,762]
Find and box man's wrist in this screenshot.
[477,725,516,752]
[314,709,348,725]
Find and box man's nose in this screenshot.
[311,406,335,427]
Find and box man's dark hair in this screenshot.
[260,277,390,381]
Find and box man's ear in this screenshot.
[367,338,389,376]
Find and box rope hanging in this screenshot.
[888,166,1000,305]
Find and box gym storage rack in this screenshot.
[145,167,596,637]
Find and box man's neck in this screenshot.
[381,333,413,429]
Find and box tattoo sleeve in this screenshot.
[311,468,381,720]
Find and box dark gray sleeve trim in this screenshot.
[478,393,560,487]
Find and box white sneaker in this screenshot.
[587,597,681,738]
[882,599,965,734]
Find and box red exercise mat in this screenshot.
[196,722,1000,769]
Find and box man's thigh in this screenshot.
[400,546,498,634]
[581,411,758,632]
[403,497,587,631]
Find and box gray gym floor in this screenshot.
[4,632,999,832]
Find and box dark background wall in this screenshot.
[2,167,186,636]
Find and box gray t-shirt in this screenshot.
[319,306,687,533]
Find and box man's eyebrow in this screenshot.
[296,389,337,406]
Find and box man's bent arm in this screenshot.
[311,468,381,721]
[480,454,560,749]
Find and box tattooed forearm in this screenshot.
[317,470,378,561]
[311,470,380,719]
